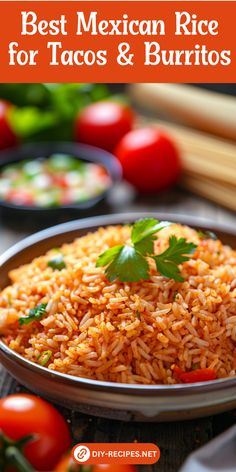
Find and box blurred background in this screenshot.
[0,82,235,239]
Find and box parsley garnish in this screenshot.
[96,218,197,283]
[153,236,197,282]
[131,218,170,255]
[48,254,66,270]
[19,303,47,325]
[101,245,149,282]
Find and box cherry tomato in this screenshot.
[115,127,181,193]
[0,100,18,150]
[54,459,137,472]
[93,466,137,472]
[0,394,71,471]
[75,101,134,152]
[54,452,80,471]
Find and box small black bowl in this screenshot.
[0,142,122,229]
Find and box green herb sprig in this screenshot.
[153,235,197,282]
[47,254,66,271]
[96,218,197,283]
[19,303,47,326]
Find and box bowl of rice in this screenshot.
[0,212,236,421]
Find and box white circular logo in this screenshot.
[73,445,91,463]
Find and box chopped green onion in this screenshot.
[22,160,42,178]
[48,154,81,172]
[48,254,66,271]
[19,303,47,325]
[37,350,52,366]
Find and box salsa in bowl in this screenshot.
[0,142,121,224]
[0,153,112,208]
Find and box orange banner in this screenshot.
[0,1,235,82]
[72,443,161,465]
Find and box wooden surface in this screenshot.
[0,185,236,472]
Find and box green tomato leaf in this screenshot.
[0,84,51,107]
[9,107,57,139]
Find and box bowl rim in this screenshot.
[1,211,236,395]
[0,141,122,212]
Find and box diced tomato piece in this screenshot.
[52,175,68,188]
[180,368,216,383]
[172,365,184,378]
[61,190,73,205]
[6,189,34,206]
[172,365,216,383]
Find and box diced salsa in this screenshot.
[0,154,112,208]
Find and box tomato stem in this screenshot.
[0,431,36,472]
[6,446,35,472]
[16,435,36,449]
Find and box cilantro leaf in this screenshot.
[96,219,197,284]
[161,236,197,263]
[104,246,149,282]
[131,218,170,255]
[154,259,184,282]
[48,254,66,271]
[134,235,157,256]
[19,303,47,325]
[96,245,123,267]
[153,236,197,282]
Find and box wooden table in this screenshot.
[1,186,235,472]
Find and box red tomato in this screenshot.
[93,466,137,472]
[0,100,18,150]
[75,101,134,152]
[54,452,80,471]
[115,127,181,193]
[54,459,137,472]
[0,394,71,471]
